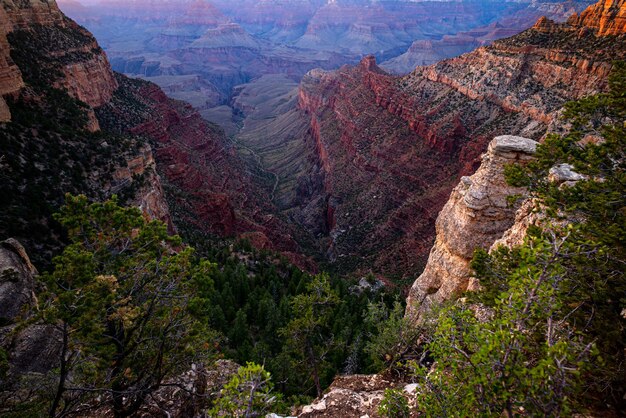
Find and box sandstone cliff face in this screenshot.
[1,0,118,128]
[405,136,538,321]
[2,0,64,27]
[568,0,626,35]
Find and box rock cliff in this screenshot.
[0,4,24,121]
[1,0,316,271]
[0,238,61,379]
[0,0,173,267]
[1,0,118,129]
[404,0,625,317]
[405,136,538,321]
[568,0,626,35]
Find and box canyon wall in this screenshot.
[0,3,23,121]
[0,0,174,264]
[404,0,625,319]
[1,0,117,129]
[97,75,315,269]
[291,0,624,281]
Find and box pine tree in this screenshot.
[41,194,216,417]
[279,274,339,397]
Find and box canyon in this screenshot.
[0,0,624,415]
[230,5,624,281]
[0,0,312,271]
[58,0,593,120]
[2,0,623,283]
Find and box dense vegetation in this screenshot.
[165,229,399,401]
[0,194,399,417]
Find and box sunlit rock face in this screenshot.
[568,0,626,35]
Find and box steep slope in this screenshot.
[97,74,314,269]
[261,2,624,281]
[0,0,174,266]
[0,0,313,271]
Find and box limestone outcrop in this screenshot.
[406,136,538,321]
[298,374,414,418]
[0,238,37,324]
[0,238,60,378]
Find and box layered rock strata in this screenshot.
[1,0,118,129]
[0,4,23,121]
[0,0,173,264]
[290,2,622,280]
[568,0,626,35]
[405,136,538,321]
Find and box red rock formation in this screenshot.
[0,5,23,121]
[296,58,496,279]
[404,3,624,317]
[568,0,626,35]
[100,76,315,270]
[292,4,622,280]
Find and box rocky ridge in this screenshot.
[403,0,625,318]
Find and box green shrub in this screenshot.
[378,388,410,418]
